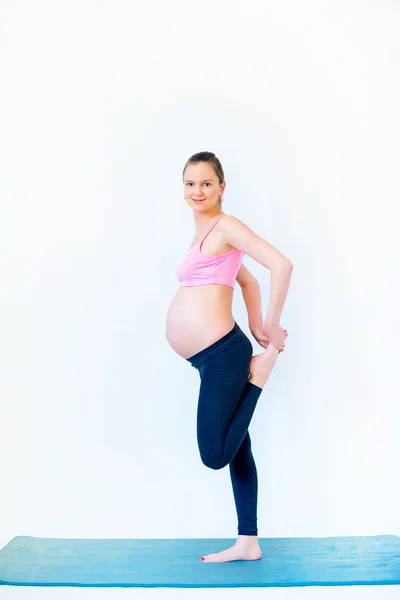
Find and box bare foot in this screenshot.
[200,536,262,563]
[248,343,280,389]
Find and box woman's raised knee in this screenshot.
[200,452,227,471]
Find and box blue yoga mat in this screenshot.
[0,535,399,588]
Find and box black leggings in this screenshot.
[186,322,263,536]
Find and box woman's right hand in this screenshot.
[249,321,270,349]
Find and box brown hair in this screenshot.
[182,151,225,204]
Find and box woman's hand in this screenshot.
[264,320,288,353]
[249,320,270,349]
[249,319,288,353]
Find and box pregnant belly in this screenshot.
[165,285,236,359]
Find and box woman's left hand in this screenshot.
[264,320,288,353]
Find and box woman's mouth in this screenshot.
[193,199,205,202]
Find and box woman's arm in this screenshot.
[236,264,263,326]
[265,263,292,325]
[222,215,293,325]
[237,265,292,327]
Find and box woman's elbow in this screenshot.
[275,258,293,270]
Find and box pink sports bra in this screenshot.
[176,218,245,289]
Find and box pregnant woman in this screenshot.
[165,151,293,563]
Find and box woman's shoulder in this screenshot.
[216,212,245,230]
[215,213,249,252]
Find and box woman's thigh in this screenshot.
[196,332,253,439]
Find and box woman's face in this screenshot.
[183,162,225,212]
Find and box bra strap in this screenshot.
[200,217,222,244]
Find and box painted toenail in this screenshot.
[201,557,205,561]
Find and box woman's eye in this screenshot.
[186,183,211,187]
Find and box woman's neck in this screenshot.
[194,211,223,236]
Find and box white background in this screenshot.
[0,0,399,598]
